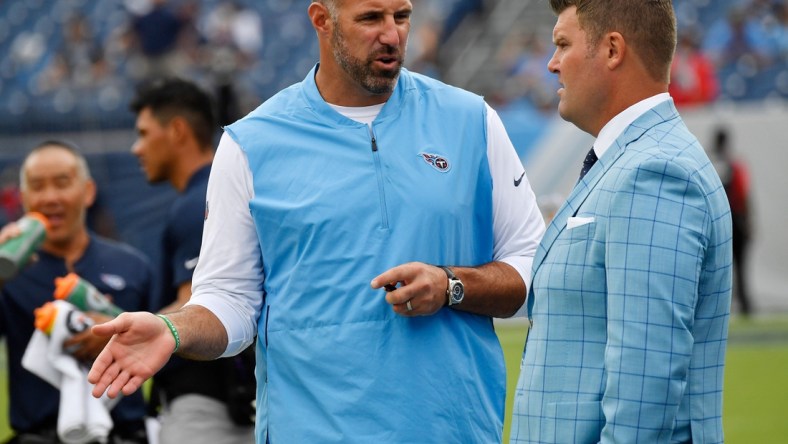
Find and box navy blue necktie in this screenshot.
[578,147,598,183]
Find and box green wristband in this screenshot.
[156,314,180,352]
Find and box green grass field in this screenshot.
[498,316,788,443]
[2,315,787,443]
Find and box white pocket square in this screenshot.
[566,216,595,229]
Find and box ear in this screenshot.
[83,178,97,209]
[308,2,331,36]
[606,31,626,71]
[168,116,191,145]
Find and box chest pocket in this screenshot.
[557,220,596,245]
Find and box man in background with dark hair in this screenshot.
[130,78,254,443]
[0,141,155,443]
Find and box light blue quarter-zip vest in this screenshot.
[226,66,504,443]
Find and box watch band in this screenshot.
[439,266,456,280]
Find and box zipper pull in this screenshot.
[371,136,378,152]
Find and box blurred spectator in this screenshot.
[126,0,186,79]
[770,0,788,59]
[407,16,442,79]
[37,16,111,93]
[0,141,155,443]
[7,31,46,77]
[170,0,206,68]
[494,31,559,112]
[203,1,263,61]
[711,126,754,316]
[703,4,776,70]
[200,1,264,125]
[670,27,719,107]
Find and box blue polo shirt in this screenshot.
[0,234,156,433]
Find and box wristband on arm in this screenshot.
[156,314,180,352]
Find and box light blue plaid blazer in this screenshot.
[511,100,732,444]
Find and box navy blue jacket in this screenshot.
[0,235,155,432]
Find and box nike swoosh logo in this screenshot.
[184,257,199,270]
[514,171,525,187]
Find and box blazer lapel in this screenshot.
[527,100,681,314]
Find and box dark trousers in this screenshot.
[732,221,751,315]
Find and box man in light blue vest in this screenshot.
[88,1,545,442]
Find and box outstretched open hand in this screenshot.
[87,311,176,399]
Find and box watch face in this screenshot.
[450,281,464,303]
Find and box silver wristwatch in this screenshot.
[440,266,464,306]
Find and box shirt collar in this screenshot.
[593,93,671,158]
[303,63,410,126]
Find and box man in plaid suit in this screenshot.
[510,1,732,443]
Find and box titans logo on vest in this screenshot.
[418,152,451,172]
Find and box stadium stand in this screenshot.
[1,0,783,135]
[0,0,785,254]
[0,0,486,135]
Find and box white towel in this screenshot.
[22,329,62,388]
[21,300,114,444]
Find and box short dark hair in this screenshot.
[130,78,217,149]
[549,0,676,83]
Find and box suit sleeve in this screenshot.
[601,157,710,442]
